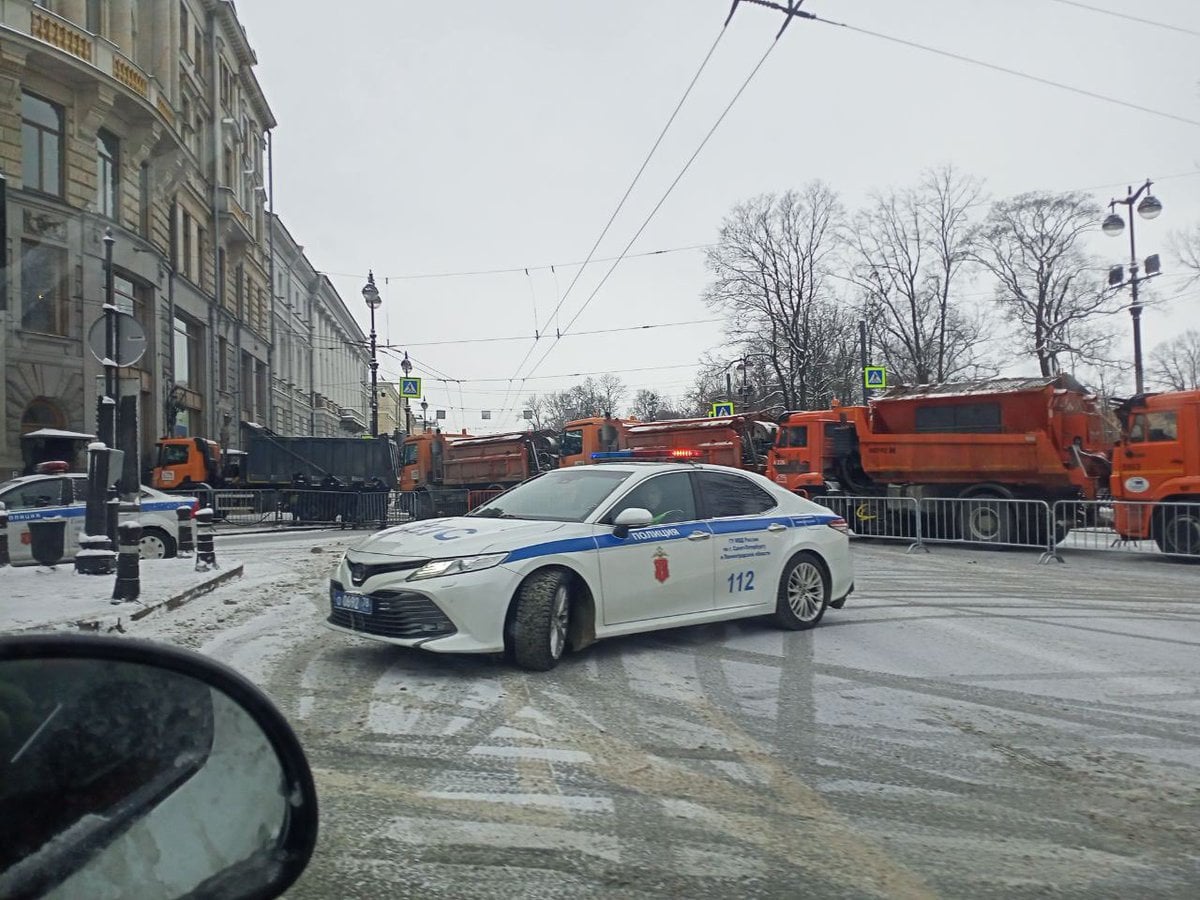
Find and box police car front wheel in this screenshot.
[509,569,572,671]
[774,552,829,630]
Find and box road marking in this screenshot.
[381,815,622,863]
[420,791,614,813]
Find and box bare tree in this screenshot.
[1172,222,1200,286]
[704,184,857,410]
[1149,329,1200,391]
[522,376,628,432]
[972,191,1119,377]
[629,388,686,422]
[847,166,991,384]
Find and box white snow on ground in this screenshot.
[0,558,242,633]
[1,529,362,691]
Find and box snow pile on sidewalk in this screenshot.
[0,558,237,633]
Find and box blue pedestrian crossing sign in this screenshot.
[400,377,422,398]
[863,366,887,389]
[710,401,735,417]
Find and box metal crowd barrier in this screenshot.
[815,495,924,552]
[818,493,1200,564]
[1048,498,1200,561]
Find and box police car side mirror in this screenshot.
[0,634,318,900]
[612,507,654,539]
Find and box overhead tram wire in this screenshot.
[1044,0,1200,38]
[806,16,1200,129]
[494,22,731,420]
[505,28,788,419]
[315,244,713,283]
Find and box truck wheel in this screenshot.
[139,527,176,560]
[962,497,1012,544]
[1155,510,1200,556]
[509,570,571,671]
[773,552,829,630]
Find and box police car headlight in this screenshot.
[407,553,507,581]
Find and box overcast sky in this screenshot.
[236,0,1200,432]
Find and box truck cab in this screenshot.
[767,406,869,496]
[151,437,223,489]
[1111,390,1200,554]
[558,417,631,467]
[398,430,472,492]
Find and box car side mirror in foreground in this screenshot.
[612,506,654,538]
[0,634,318,900]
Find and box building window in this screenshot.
[96,130,119,219]
[241,352,255,419]
[256,362,268,421]
[20,397,67,434]
[194,26,204,78]
[139,162,151,237]
[113,273,148,327]
[219,60,232,108]
[179,2,189,53]
[21,92,63,197]
[180,209,192,277]
[20,241,68,336]
[218,336,228,391]
[174,314,200,389]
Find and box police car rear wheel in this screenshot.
[774,552,829,630]
[138,528,176,561]
[510,570,571,671]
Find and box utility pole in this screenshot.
[859,318,868,405]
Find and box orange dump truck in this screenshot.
[767,376,1114,542]
[1109,389,1200,555]
[399,429,562,517]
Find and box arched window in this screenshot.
[20,397,67,434]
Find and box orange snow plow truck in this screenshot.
[766,376,1115,543]
[398,416,627,517]
[1109,388,1200,556]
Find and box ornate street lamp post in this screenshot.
[361,271,382,435]
[1103,181,1163,394]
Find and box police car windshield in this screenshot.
[468,468,632,522]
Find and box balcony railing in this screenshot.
[217,187,256,245]
[9,2,175,126]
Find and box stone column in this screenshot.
[110,0,133,57]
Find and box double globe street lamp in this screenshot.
[361,271,382,436]
[1102,181,1163,395]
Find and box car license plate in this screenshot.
[334,591,373,615]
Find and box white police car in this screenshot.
[328,456,853,670]
[0,469,197,565]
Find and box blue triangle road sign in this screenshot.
[863,366,887,389]
[400,377,422,398]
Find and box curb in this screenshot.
[130,564,245,621]
[71,564,245,632]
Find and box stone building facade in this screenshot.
[0,0,371,478]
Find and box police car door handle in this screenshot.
[767,523,787,533]
[687,531,711,541]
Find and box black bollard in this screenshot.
[76,443,117,574]
[28,516,67,572]
[0,505,9,567]
[176,506,195,557]
[106,493,121,553]
[194,508,217,571]
[111,521,142,604]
